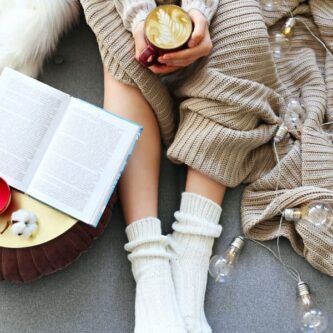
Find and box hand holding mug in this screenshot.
[134,6,212,73]
[158,9,213,67]
[133,21,181,74]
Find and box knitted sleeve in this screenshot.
[114,0,156,33]
[181,0,219,23]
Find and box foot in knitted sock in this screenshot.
[168,193,223,333]
[125,217,186,333]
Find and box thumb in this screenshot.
[133,21,147,59]
[188,10,207,48]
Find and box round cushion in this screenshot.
[0,193,117,283]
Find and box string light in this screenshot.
[282,17,296,38]
[274,124,289,143]
[208,236,245,284]
[273,98,306,142]
[284,202,333,228]
[209,234,302,282]
[259,0,281,11]
[280,0,333,60]
[273,115,330,331]
[269,32,292,59]
[266,0,333,61]
[210,1,331,331]
[285,98,307,130]
[297,282,329,333]
[209,237,330,332]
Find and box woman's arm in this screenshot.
[114,0,156,33]
[182,0,219,23]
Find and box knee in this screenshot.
[103,66,143,99]
[103,66,155,122]
[104,66,133,89]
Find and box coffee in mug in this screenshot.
[139,5,193,67]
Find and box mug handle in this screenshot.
[139,45,159,67]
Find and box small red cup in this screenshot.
[0,178,11,215]
[139,5,193,67]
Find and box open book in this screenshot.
[0,68,142,227]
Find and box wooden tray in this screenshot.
[0,191,77,248]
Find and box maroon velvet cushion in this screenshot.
[0,193,117,283]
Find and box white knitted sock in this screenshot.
[168,193,223,333]
[125,217,186,333]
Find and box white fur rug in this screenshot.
[0,0,80,77]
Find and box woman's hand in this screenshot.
[133,21,181,74]
[158,9,213,67]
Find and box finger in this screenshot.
[149,65,181,74]
[188,10,207,48]
[160,47,203,62]
[136,33,147,52]
[161,60,192,67]
[133,22,148,60]
[135,38,148,61]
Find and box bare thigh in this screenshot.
[103,67,161,223]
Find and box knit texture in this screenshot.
[114,0,156,33]
[80,0,333,276]
[168,192,222,333]
[181,0,218,23]
[125,217,186,333]
[241,0,333,277]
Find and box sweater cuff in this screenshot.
[167,110,277,188]
[182,0,218,24]
[129,7,152,34]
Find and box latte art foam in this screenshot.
[146,6,192,49]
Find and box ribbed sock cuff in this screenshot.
[125,217,162,242]
[180,192,222,225]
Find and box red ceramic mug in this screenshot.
[139,5,193,67]
[0,177,11,214]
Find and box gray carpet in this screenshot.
[0,20,332,333]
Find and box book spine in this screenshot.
[91,127,143,227]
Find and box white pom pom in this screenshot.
[10,209,38,239]
[22,224,38,239]
[11,209,30,223]
[27,211,37,225]
[10,222,26,236]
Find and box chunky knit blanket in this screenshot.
[80,0,333,276]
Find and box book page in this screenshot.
[0,68,70,191]
[28,98,142,226]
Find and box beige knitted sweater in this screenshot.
[80,0,333,277]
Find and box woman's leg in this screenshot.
[168,167,226,333]
[103,67,186,333]
[186,167,227,205]
[103,67,161,224]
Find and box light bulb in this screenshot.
[274,124,289,143]
[260,0,281,11]
[297,282,328,333]
[269,32,291,59]
[284,201,333,227]
[282,18,296,38]
[284,99,307,130]
[209,236,245,284]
